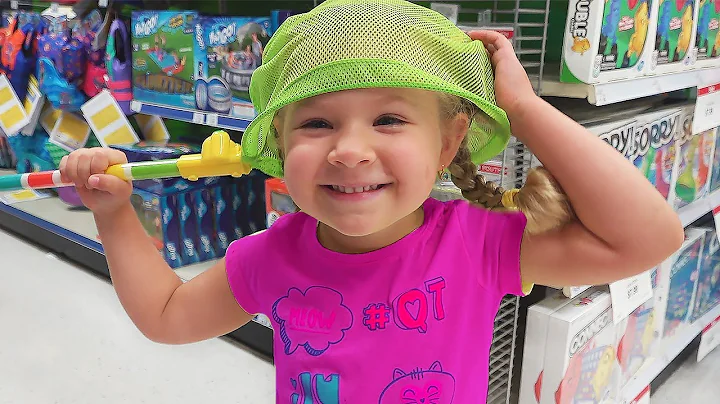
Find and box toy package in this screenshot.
[650,0,700,74]
[130,188,184,269]
[234,171,268,236]
[671,118,717,209]
[654,229,705,341]
[630,106,684,202]
[591,117,640,160]
[212,182,236,256]
[265,178,298,228]
[691,227,720,321]
[192,187,217,262]
[518,289,575,404]
[615,268,659,387]
[539,288,620,404]
[177,191,201,265]
[131,11,197,109]
[709,126,720,192]
[561,0,656,84]
[194,17,273,119]
[693,0,720,68]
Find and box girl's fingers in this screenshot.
[467,30,514,52]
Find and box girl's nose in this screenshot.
[327,128,377,168]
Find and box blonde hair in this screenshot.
[439,94,575,234]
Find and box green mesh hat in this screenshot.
[242,0,511,178]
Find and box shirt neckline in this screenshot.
[302,198,438,264]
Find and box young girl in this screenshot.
[59,0,682,402]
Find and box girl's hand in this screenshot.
[467,30,537,117]
[59,148,132,216]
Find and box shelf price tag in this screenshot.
[0,189,51,205]
[206,113,218,127]
[697,313,720,362]
[609,270,653,324]
[693,83,720,135]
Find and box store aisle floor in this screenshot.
[0,229,275,404]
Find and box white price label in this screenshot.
[98,0,108,7]
[206,113,218,127]
[693,83,720,134]
[192,112,205,125]
[698,314,720,362]
[609,270,653,324]
[10,1,18,10]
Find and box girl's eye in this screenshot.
[375,115,405,126]
[301,119,331,129]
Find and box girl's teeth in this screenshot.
[330,185,381,194]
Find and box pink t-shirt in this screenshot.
[226,198,527,403]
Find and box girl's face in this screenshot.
[276,88,467,242]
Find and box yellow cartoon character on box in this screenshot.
[572,36,592,55]
[677,5,694,56]
[626,1,650,60]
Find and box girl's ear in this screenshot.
[440,113,470,169]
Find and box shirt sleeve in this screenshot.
[224,232,266,315]
[455,201,528,297]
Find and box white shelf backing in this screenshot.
[619,303,720,404]
[541,68,720,106]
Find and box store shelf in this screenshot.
[0,171,273,359]
[540,67,720,106]
[619,303,720,404]
[130,101,252,132]
[678,190,720,227]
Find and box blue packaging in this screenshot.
[193,188,217,261]
[213,184,236,255]
[230,181,244,241]
[664,232,704,337]
[131,188,184,268]
[235,171,268,235]
[177,191,201,265]
[692,229,720,321]
[270,10,297,33]
[194,17,273,119]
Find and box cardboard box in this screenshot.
[691,227,720,321]
[692,0,720,69]
[194,17,273,119]
[130,188,184,268]
[132,11,198,109]
[561,0,656,84]
[518,290,575,404]
[671,110,717,209]
[649,0,700,74]
[539,288,621,404]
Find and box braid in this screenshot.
[449,139,506,210]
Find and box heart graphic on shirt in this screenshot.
[405,300,421,320]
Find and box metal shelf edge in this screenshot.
[130,101,252,132]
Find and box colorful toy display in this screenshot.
[710,125,720,192]
[693,0,720,68]
[650,0,700,74]
[655,229,705,340]
[131,11,197,109]
[537,289,620,404]
[631,107,683,201]
[194,17,273,119]
[561,0,655,84]
[691,228,720,321]
[615,268,658,387]
[672,124,717,209]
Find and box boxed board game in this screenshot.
[691,227,720,321]
[615,268,659,387]
[653,228,705,343]
[194,17,273,119]
[518,289,576,404]
[649,0,700,74]
[132,11,198,109]
[670,110,717,209]
[539,288,621,404]
[693,0,720,69]
[560,0,657,84]
[630,105,684,202]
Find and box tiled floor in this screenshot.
[1,226,719,404]
[0,228,275,404]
